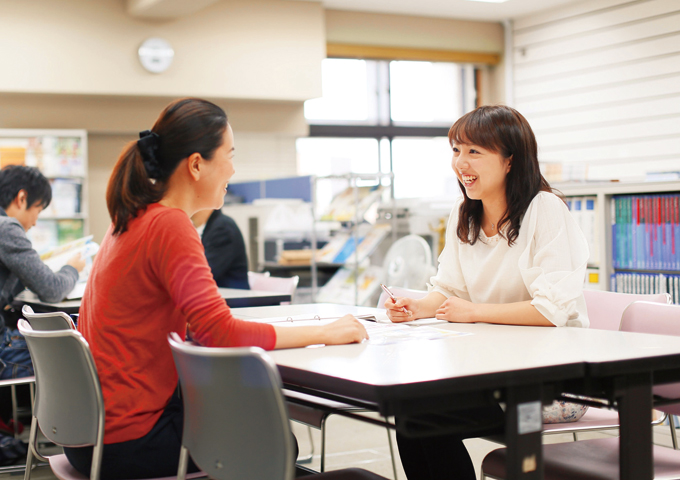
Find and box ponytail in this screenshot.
[106,142,165,235]
[106,98,228,235]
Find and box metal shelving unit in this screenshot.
[310,172,396,305]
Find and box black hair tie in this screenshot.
[137,130,163,179]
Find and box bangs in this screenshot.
[448,109,503,153]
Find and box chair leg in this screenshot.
[296,425,315,464]
[573,431,578,441]
[24,416,40,480]
[384,418,398,480]
[670,415,679,450]
[10,385,19,439]
[177,445,189,480]
[320,417,328,472]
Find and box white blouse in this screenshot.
[429,191,590,328]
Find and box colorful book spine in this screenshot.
[612,193,680,273]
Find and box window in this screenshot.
[299,58,476,199]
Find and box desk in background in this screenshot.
[232,303,680,480]
[14,287,291,314]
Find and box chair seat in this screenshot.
[49,454,206,480]
[542,408,620,434]
[482,437,680,480]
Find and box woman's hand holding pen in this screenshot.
[385,297,418,323]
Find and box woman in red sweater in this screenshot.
[65,98,368,479]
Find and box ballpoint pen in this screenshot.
[380,283,410,315]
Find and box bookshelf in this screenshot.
[0,129,88,253]
[557,181,680,300]
[310,173,396,306]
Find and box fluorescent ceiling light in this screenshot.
[465,0,510,3]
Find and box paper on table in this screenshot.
[363,321,472,345]
[65,281,87,300]
[372,311,447,327]
[249,314,472,345]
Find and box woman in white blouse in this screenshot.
[385,105,589,480]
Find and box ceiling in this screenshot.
[290,0,582,22]
[126,0,583,22]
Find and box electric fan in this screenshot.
[382,234,437,290]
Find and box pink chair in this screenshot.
[541,291,672,440]
[481,301,680,480]
[582,290,671,331]
[247,272,299,305]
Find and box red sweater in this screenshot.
[79,204,276,444]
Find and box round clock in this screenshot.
[138,38,175,74]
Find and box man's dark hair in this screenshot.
[0,165,52,210]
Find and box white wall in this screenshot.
[0,0,324,101]
[513,0,680,181]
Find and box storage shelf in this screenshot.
[558,180,680,292]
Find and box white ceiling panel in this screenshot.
[289,0,582,22]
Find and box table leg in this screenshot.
[505,384,543,480]
[618,372,653,480]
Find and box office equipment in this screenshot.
[233,303,680,480]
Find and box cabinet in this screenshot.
[558,181,680,302]
[0,129,88,252]
[310,173,396,306]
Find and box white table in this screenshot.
[232,303,680,480]
[14,287,291,314]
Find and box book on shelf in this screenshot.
[320,185,389,223]
[0,135,85,177]
[611,272,680,305]
[316,264,384,306]
[315,223,391,264]
[611,194,679,272]
[41,178,81,218]
[28,219,85,253]
[567,196,599,266]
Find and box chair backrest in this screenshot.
[17,319,104,449]
[620,301,680,415]
[583,290,671,331]
[377,286,428,310]
[248,273,299,304]
[168,334,294,480]
[21,305,76,330]
[247,271,270,287]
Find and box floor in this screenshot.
[9,414,677,480]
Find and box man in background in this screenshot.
[0,165,85,463]
[191,208,249,290]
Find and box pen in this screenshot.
[380,284,409,314]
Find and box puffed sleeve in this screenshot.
[428,199,470,300]
[518,192,590,327]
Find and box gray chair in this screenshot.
[18,320,204,480]
[21,305,75,331]
[168,333,389,480]
[19,319,105,480]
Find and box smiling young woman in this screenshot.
[383,105,590,480]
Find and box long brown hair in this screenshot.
[449,105,551,246]
[106,98,227,235]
